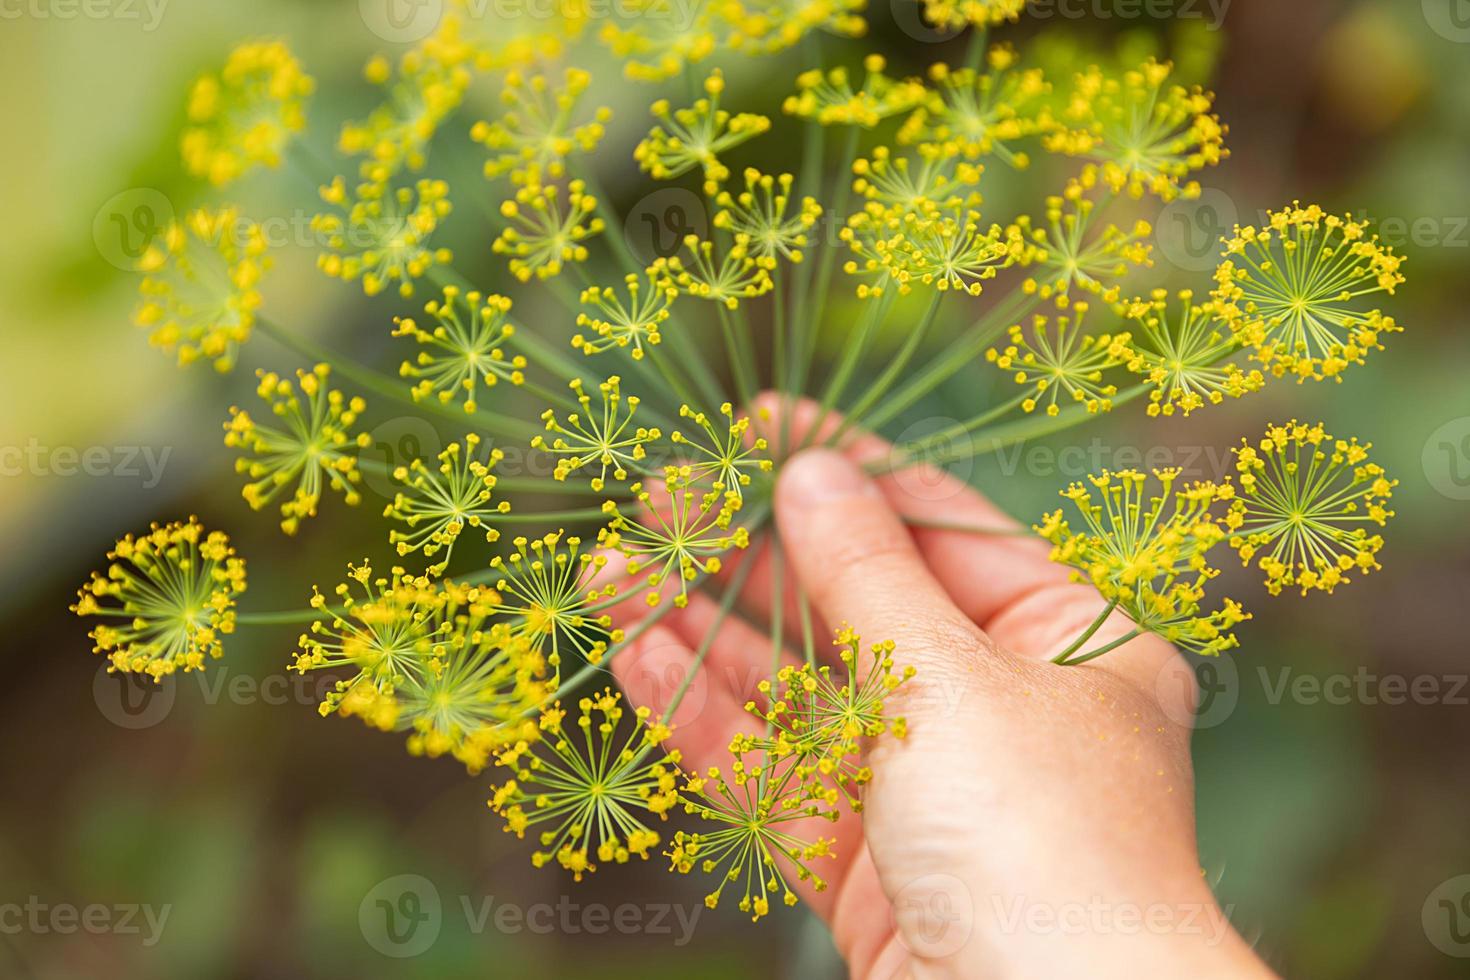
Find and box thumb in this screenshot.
[775,449,993,678]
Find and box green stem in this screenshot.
[1056,628,1142,667]
[832,291,944,443]
[1049,599,1120,665]
[900,516,1032,536]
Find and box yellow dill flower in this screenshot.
[669,750,836,920]
[851,144,983,215]
[839,201,907,299]
[1211,204,1406,382]
[493,179,605,282]
[1047,59,1226,201]
[1036,469,1246,657]
[987,302,1128,415]
[783,55,927,128]
[490,690,680,880]
[1021,168,1153,302]
[574,266,677,361]
[887,208,1031,296]
[223,364,371,534]
[746,627,913,811]
[180,39,313,186]
[399,583,547,773]
[489,531,622,677]
[312,177,453,297]
[291,562,445,699]
[714,170,822,268]
[72,519,246,681]
[728,0,868,55]
[635,71,772,197]
[393,286,526,413]
[435,2,567,72]
[669,402,772,501]
[915,0,1027,31]
[385,434,511,575]
[603,470,749,608]
[666,234,774,308]
[599,0,719,81]
[532,376,661,491]
[132,206,271,372]
[898,47,1054,168]
[1120,289,1263,418]
[338,50,471,182]
[1226,422,1396,596]
[470,68,611,186]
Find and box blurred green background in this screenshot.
[3,0,1470,976]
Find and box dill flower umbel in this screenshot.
[490,689,680,879]
[714,170,822,268]
[1023,168,1153,302]
[180,39,314,186]
[604,471,749,608]
[746,627,913,810]
[471,68,610,185]
[490,531,622,677]
[385,434,511,575]
[493,179,604,282]
[669,403,772,501]
[669,753,836,920]
[917,0,1027,31]
[393,287,526,412]
[533,376,660,491]
[637,71,772,196]
[1211,204,1406,381]
[339,50,471,182]
[1121,289,1264,417]
[223,364,371,534]
[1037,468,1247,658]
[783,55,926,128]
[72,519,246,681]
[132,206,271,372]
[667,234,773,308]
[1048,59,1225,200]
[1226,422,1396,595]
[898,46,1054,168]
[987,302,1129,415]
[313,177,453,297]
[574,266,677,360]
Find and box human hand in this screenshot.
[605,397,1275,979]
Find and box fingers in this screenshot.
[774,448,993,679]
[748,393,1070,631]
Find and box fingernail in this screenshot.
[778,448,880,506]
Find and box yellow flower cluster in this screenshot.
[489,690,679,879]
[393,287,526,412]
[471,68,611,186]
[385,434,510,575]
[1226,422,1396,595]
[223,364,370,534]
[313,177,453,297]
[72,519,246,680]
[181,39,313,186]
[988,302,1130,415]
[637,71,772,196]
[1212,204,1405,381]
[133,207,270,372]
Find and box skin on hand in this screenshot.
[600,396,1275,980]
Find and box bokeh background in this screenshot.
[3,0,1470,976]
